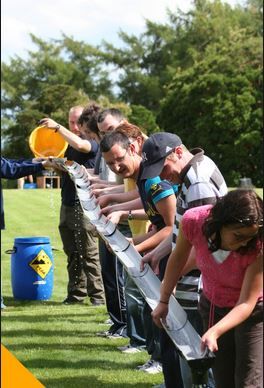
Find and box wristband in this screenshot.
[55,124,60,132]
[159,300,169,305]
[128,210,133,221]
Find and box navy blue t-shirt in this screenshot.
[136,163,178,231]
[61,141,98,206]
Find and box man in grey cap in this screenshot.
[141,132,225,388]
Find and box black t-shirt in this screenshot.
[61,141,98,206]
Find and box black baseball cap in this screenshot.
[140,132,182,180]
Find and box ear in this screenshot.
[175,145,183,157]
[129,142,137,155]
[136,136,144,148]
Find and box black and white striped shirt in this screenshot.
[173,148,228,309]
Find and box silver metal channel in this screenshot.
[65,161,215,366]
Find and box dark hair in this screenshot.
[100,131,131,153]
[78,102,101,136]
[203,189,263,254]
[97,108,124,124]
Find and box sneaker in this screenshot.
[63,297,83,305]
[98,318,113,326]
[107,332,124,339]
[137,360,162,374]
[144,361,162,374]
[152,383,166,388]
[91,300,105,306]
[96,330,124,339]
[96,330,111,337]
[136,359,153,370]
[117,345,143,354]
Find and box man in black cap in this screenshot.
[141,132,226,388]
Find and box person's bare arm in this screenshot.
[151,224,192,328]
[39,118,92,153]
[96,189,139,208]
[101,197,144,215]
[134,195,176,270]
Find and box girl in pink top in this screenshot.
[152,189,263,387]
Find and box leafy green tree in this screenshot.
[127,105,160,135]
[157,27,262,186]
[1,34,114,158]
[1,0,262,188]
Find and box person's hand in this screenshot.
[100,205,113,216]
[92,188,107,198]
[32,157,45,163]
[201,328,219,352]
[140,249,161,275]
[96,194,112,208]
[151,302,169,329]
[84,169,95,181]
[39,118,60,130]
[41,158,57,169]
[106,211,123,225]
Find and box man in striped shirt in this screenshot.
[141,132,227,388]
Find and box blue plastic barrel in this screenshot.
[11,237,54,300]
[23,183,37,189]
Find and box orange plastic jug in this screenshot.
[29,126,68,158]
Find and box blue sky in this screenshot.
[1,0,244,63]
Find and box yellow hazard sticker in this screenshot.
[29,249,52,279]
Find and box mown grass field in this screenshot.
[1,189,162,388]
[2,187,262,387]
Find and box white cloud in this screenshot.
[1,0,244,62]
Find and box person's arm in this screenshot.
[201,252,263,352]
[96,189,139,208]
[101,197,144,215]
[89,176,121,186]
[106,208,148,225]
[93,184,125,199]
[140,233,173,271]
[151,223,192,328]
[39,118,92,153]
[90,182,123,191]
[1,157,53,179]
[134,194,176,258]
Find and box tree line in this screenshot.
[1,0,262,186]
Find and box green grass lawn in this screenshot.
[1,189,162,388]
[2,187,262,387]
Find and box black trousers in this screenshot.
[98,223,131,336]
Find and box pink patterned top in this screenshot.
[182,205,262,308]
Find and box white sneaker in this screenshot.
[96,330,124,339]
[98,318,113,326]
[117,345,143,354]
[136,359,153,370]
[96,330,111,337]
[107,332,124,339]
[137,360,162,374]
